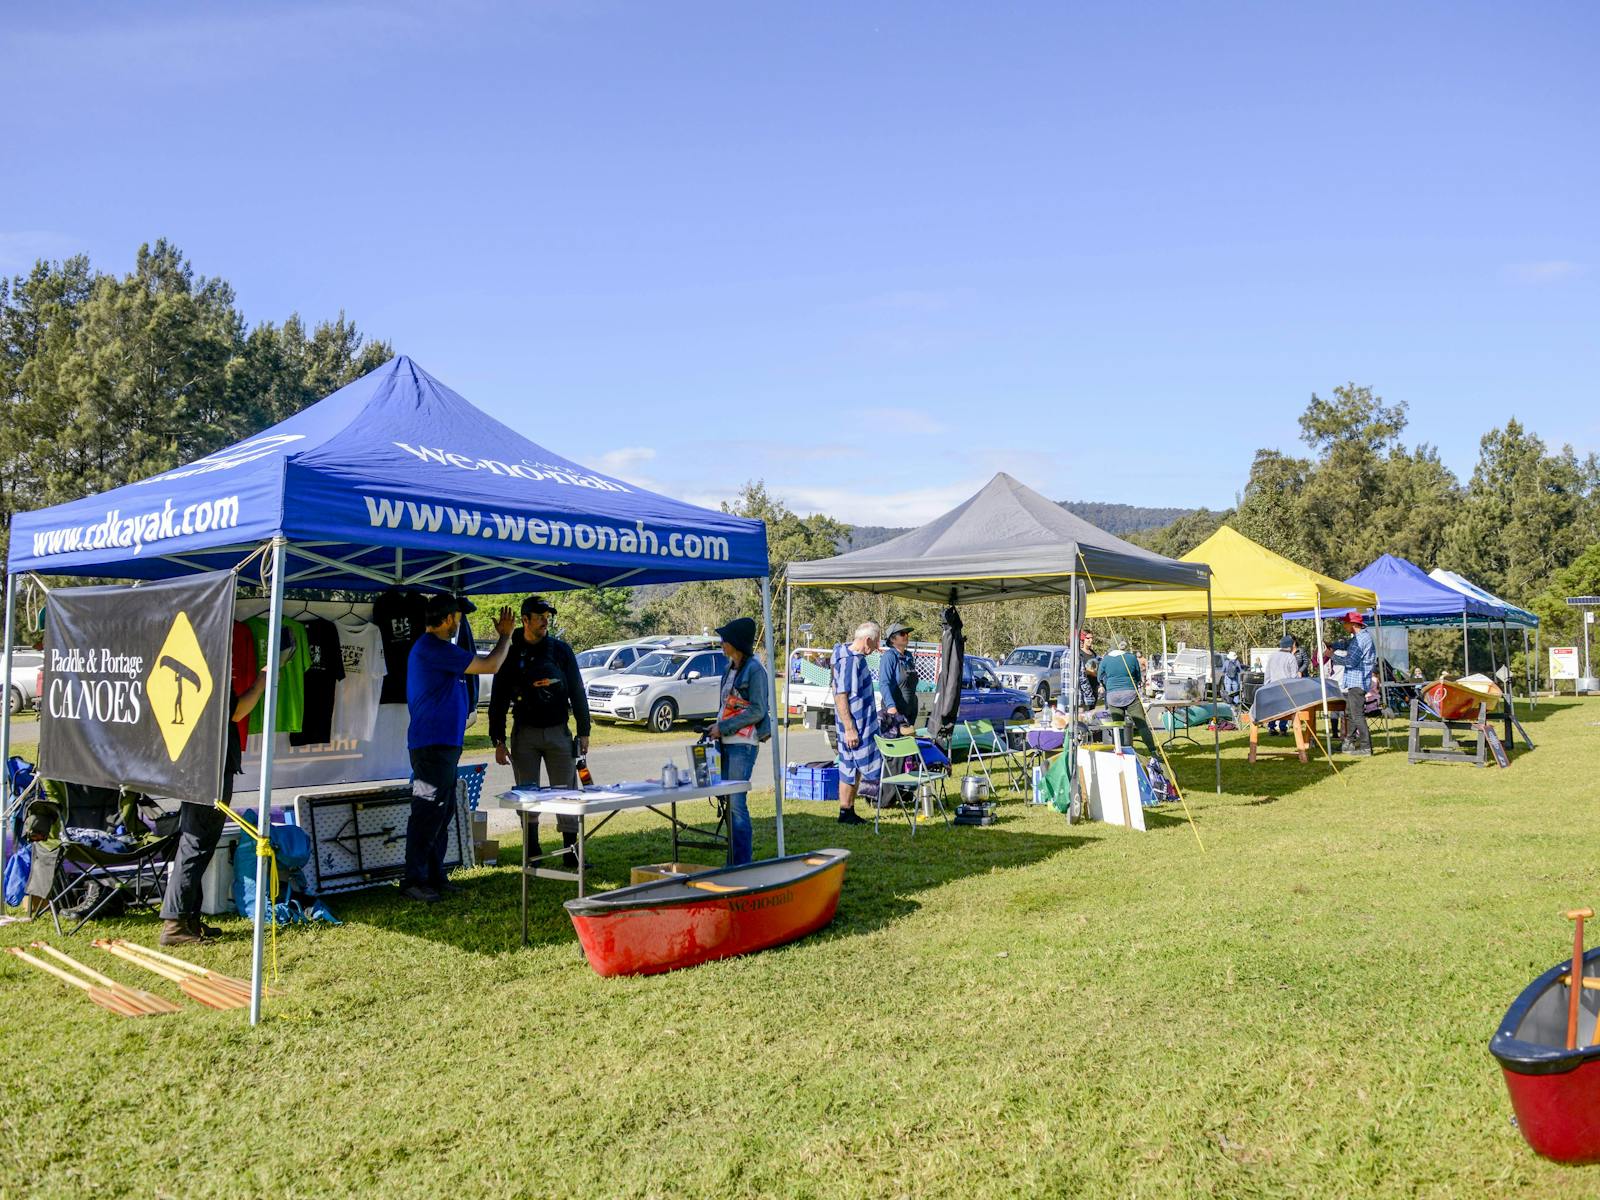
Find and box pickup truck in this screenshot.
[785,645,1033,749]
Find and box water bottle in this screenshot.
[575,755,593,790]
[661,760,679,788]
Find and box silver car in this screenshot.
[576,639,660,684]
[7,650,43,714]
[586,646,729,732]
[997,645,1070,708]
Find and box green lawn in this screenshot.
[5,699,1600,1197]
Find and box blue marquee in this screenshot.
[7,356,769,593]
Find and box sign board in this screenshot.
[39,570,233,803]
[1550,647,1581,681]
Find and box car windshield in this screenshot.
[576,650,613,669]
[1003,649,1053,668]
[627,652,688,678]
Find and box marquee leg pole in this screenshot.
[1207,582,1219,793]
[1462,612,1469,675]
[0,573,15,905]
[761,576,784,858]
[1067,572,1079,812]
[1526,628,1536,707]
[250,538,287,1026]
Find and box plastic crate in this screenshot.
[784,762,840,802]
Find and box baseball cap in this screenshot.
[521,595,558,619]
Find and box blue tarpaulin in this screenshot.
[7,356,768,591]
[1283,553,1500,626]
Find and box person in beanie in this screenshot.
[878,621,918,735]
[707,616,771,865]
[402,595,514,902]
[1339,610,1375,755]
[489,595,591,866]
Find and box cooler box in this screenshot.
[199,828,242,915]
[784,763,840,801]
[630,861,715,885]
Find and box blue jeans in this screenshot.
[719,741,758,866]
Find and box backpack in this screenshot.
[230,811,312,918]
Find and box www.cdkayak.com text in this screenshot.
[30,496,241,558]
[362,496,731,561]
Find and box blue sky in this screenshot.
[3,1,1595,525]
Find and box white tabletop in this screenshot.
[490,779,748,817]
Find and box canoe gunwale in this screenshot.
[563,849,850,917]
[1490,947,1600,1076]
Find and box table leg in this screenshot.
[520,810,529,948]
[576,817,586,899]
[672,800,679,863]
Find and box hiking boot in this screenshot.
[837,807,866,826]
[187,916,223,939]
[160,918,208,946]
[398,883,441,903]
[435,879,464,896]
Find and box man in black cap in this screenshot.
[489,595,591,865]
[878,621,918,736]
[402,594,514,902]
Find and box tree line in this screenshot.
[0,241,391,565]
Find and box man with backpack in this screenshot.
[489,595,592,867]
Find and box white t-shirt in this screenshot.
[333,616,387,741]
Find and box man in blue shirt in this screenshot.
[402,594,514,902]
[1339,610,1376,756]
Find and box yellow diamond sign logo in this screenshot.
[145,611,216,763]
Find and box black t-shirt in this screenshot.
[373,589,427,704]
[291,617,347,746]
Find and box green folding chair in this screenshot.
[959,718,1026,798]
[873,735,949,835]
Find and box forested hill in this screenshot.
[841,500,1197,551]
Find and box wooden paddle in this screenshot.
[6,946,145,1017]
[1567,908,1593,1050]
[31,942,181,1016]
[110,939,267,999]
[93,940,247,1010]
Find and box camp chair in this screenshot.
[34,786,178,937]
[873,734,949,835]
[959,719,1026,798]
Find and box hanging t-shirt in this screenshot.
[245,616,310,736]
[230,620,259,752]
[290,617,346,746]
[332,615,387,742]
[374,588,427,704]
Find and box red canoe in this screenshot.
[564,848,850,977]
[1424,676,1501,721]
[1490,947,1600,1163]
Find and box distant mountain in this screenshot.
[840,500,1197,551]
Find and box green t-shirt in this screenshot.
[245,616,310,736]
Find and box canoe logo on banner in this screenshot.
[144,612,215,762]
[135,434,306,485]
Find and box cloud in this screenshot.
[1505,261,1585,284]
[0,231,81,272]
[773,480,988,526]
[594,446,657,481]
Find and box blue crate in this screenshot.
[784,763,840,802]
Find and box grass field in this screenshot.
[5,698,1600,1197]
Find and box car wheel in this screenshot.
[1032,684,1050,709]
[1011,706,1032,724]
[648,698,677,733]
[7,687,20,716]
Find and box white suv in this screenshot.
[587,646,729,732]
[576,640,660,684]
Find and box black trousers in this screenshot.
[406,744,462,888]
[160,802,228,920]
[1342,687,1372,750]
